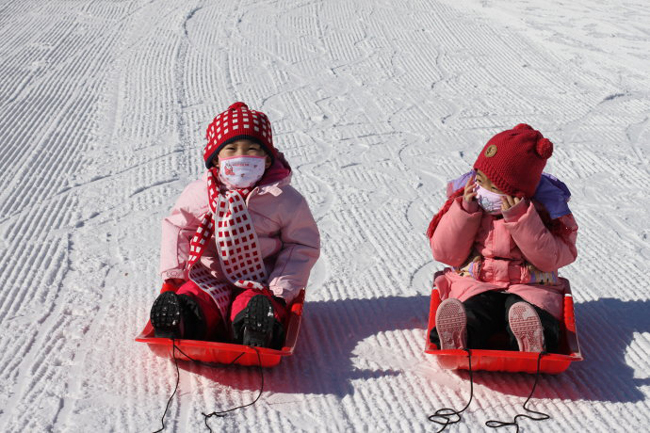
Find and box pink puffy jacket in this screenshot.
[430,196,578,320]
[159,167,320,303]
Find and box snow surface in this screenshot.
[1,0,649,431]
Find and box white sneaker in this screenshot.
[435,298,467,350]
[508,301,545,352]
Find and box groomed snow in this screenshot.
[0,0,648,431]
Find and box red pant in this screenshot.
[175,281,287,340]
[229,287,287,323]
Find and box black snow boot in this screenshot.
[232,295,285,349]
[150,292,206,340]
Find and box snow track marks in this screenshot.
[0,0,649,432]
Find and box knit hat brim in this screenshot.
[204,135,275,169]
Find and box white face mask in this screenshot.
[218,155,266,189]
[475,184,505,215]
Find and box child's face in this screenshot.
[216,139,272,169]
[475,169,503,194]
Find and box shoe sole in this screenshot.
[242,295,275,347]
[151,292,182,339]
[435,298,467,350]
[509,302,545,352]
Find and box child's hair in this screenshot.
[530,199,576,244]
[426,187,464,238]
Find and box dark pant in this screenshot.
[430,291,560,352]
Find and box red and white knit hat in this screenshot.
[473,124,553,197]
[203,102,276,168]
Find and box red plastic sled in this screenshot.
[424,276,583,374]
[136,290,305,368]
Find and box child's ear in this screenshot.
[265,155,272,169]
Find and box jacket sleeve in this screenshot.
[503,200,578,272]
[429,197,483,267]
[159,180,209,280]
[267,193,321,303]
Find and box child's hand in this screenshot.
[463,175,477,202]
[501,195,521,211]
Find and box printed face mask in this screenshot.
[218,155,266,189]
[475,184,505,215]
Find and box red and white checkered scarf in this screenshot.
[186,168,267,321]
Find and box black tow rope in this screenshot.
[428,349,475,432]
[428,350,551,432]
[153,339,264,433]
[485,352,550,432]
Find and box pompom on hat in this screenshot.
[473,124,553,197]
[203,102,276,168]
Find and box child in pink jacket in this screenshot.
[150,102,320,348]
[427,124,578,353]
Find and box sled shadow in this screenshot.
[177,295,649,403]
[468,297,650,403]
[179,294,430,397]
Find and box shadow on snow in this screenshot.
[451,297,650,404]
[172,295,649,404]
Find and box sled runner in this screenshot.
[136,290,305,367]
[424,275,582,374]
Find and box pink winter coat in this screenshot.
[159,166,320,303]
[430,196,578,320]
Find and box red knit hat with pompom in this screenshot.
[203,102,276,168]
[473,124,553,197]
